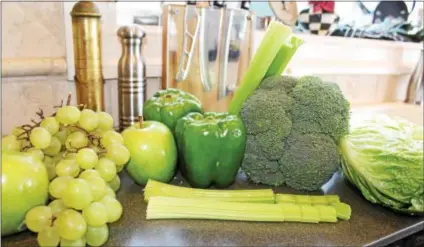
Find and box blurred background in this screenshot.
[1,1,423,134]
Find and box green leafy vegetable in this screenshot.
[340,114,424,215]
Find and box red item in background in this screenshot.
[308,1,335,13]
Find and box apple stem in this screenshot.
[138,116,144,127]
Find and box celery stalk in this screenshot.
[146,197,285,222]
[144,179,275,203]
[228,21,293,115]
[331,202,352,220]
[146,197,340,223]
[275,194,340,205]
[315,205,338,223]
[265,35,304,77]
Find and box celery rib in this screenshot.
[331,202,352,220]
[275,194,340,205]
[146,197,340,223]
[144,179,275,203]
[228,21,293,115]
[265,35,304,77]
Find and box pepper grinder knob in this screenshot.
[117,25,147,131]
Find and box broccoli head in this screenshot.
[240,75,350,190]
[279,133,340,191]
[291,76,350,142]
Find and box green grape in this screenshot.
[116,164,125,173]
[79,169,101,180]
[12,126,25,137]
[78,109,99,132]
[107,175,121,192]
[82,202,108,227]
[25,206,53,233]
[65,131,89,151]
[26,147,45,161]
[99,195,123,223]
[56,106,81,125]
[88,144,102,154]
[53,209,86,241]
[97,112,114,131]
[85,224,109,247]
[40,117,60,135]
[64,152,77,160]
[75,148,98,169]
[62,178,93,210]
[100,130,124,148]
[84,176,107,201]
[2,135,21,152]
[48,199,68,217]
[30,127,52,149]
[43,137,62,156]
[43,156,57,181]
[52,153,64,164]
[92,129,105,138]
[56,159,80,178]
[106,143,130,166]
[95,158,117,182]
[49,176,73,199]
[105,186,116,198]
[54,128,70,146]
[37,226,60,247]
[60,237,86,247]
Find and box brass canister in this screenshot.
[70,1,105,111]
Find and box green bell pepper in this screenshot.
[175,112,246,188]
[143,88,203,133]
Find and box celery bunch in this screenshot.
[146,197,339,223]
[144,180,352,222]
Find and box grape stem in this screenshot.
[139,116,144,127]
[18,92,75,152]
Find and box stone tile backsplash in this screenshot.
[1,2,66,59]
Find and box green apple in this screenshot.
[122,120,177,185]
[1,152,49,236]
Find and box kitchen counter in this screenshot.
[2,170,423,247]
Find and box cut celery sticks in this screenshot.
[275,194,340,205]
[146,197,339,223]
[144,179,275,203]
[228,21,294,115]
[331,202,352,220]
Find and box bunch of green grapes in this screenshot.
[2,104,129,247]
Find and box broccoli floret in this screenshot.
[242,135,285,186]
[260,75,299,95]
[256,112,291,160]
[241,85,292,135]
[291,76,350,142]
[279,134,340,191]
[240,75,350,191]
[242,153,285,186]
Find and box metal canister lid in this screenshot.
[71,1,101,17]
[117,25,146,39]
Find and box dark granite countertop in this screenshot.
[2,171,423,247]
